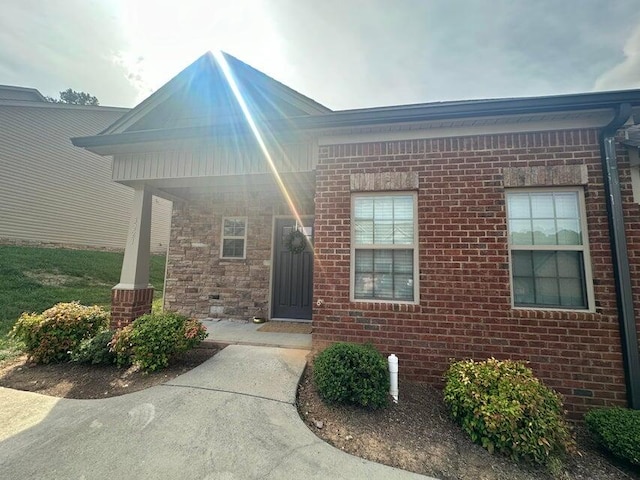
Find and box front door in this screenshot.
[272,218,313,320]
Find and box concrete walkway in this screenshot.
[0,345,432,479]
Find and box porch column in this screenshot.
[111,186,154,329]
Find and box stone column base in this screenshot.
[111,287,154,329]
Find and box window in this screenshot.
[506,189,593,310]
[221,217,247,259]
[352,193,417,302]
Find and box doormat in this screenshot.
[257,322,312,334]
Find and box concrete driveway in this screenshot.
[0,345,432,479]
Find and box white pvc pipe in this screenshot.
[388,354,398,403]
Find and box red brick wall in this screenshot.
[312,129,640,418]
[111,287,154,329]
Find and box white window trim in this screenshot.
[350,191,419,304]
[506,186,595,312]
[220,216,247,260]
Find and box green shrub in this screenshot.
[70,330,116,365]
[110,325,134,368]
[111,312,208,372]
[585,407,640,466]
[313,342,389,409]
[10,302,109,363]
[443,358,575,466]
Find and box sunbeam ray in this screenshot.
[213,51,314,252]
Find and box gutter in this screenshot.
[299,89,640,129]
[600,103,640,409]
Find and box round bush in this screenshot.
[112,312,208,372]
[443,358,575,466]
[10,302,109,363]
[585,407,640,466]
[313,342,389,409]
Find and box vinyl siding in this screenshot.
[0,103,171,252]
[112,141,317,181]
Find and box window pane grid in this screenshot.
[507,191,589,310]
[512,251,586,307]
[508,192,582,247]
[354,249,414,301]
[221,217,246,259]
[354,196,414,245]
[222,239,244,258]
[223,219,246,237]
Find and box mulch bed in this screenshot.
[0,346,220,399]
[297,365,640,480]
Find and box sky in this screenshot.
[1,0,640,110]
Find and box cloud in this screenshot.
[266,0,640,108]
[2,0,639,109]
[0,0,139,106]
[594,21,640,91]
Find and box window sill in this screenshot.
[511,305,595,314]
[350,298,420,307]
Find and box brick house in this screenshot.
[73,52,640,417]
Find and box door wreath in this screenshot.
[285,229,307,254]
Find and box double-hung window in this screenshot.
[221,217,247,259]
[506,188,593,310]
[352,193,417,302]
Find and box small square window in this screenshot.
[221,217,247,259]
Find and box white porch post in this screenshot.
[111,186,154,329]
[116,186,153,289]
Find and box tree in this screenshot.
[45,88,99,106]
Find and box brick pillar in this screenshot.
[110,287,154,330]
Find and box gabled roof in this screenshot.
[99,51,330,136]
[72,52,640,153]
[0,85,46,102]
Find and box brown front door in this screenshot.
[272,218,313,320]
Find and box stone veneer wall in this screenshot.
[164,188,314,320]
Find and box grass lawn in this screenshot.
[0,245,166,360]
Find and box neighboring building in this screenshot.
[0,85,171,252]
[73,52,640,417]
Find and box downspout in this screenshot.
[599,103,640,409]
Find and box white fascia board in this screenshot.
[317,110,614,146]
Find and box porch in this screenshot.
[202,319,312,350]
[70,52,324,329]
